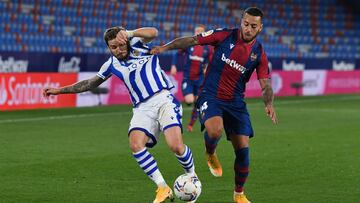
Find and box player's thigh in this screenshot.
[130,107,161,148]
[158,94,183,131]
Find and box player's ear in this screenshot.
[259,23,263,33]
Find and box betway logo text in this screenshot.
[0,56,28,72]
[221,54,246,73]
[332,60,355,71]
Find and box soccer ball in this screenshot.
[173,174,202,202]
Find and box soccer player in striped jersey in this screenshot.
[170,24,213,132]
[151,8,278,203]
[43,27,198,203]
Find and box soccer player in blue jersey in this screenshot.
[170,24,213,132]
[43,27,198,203]
[151,7,278,203]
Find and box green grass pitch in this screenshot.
[1,94,360,202]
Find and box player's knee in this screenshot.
[206,127,222,138]
[129,141,145,153]
[169,142,185,155]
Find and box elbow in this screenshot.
[152,28,159,38]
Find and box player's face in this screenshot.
[107,38,129,60]
[194,26,205,35]
[240,13,263,43]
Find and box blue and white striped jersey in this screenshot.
[97,37,174,106]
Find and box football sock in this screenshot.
[188,105,198,127]
[133,148,166,186]
[204,131,220,154]
[175,145,195,174]
[234,147,249,193]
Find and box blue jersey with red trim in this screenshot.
[197,28,270,101]
[172,45,213,80]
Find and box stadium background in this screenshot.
[0,0,360,202]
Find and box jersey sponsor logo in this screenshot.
[201,30,214,37]
[221,53,247,74]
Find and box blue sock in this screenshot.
[234,147,249,193]
[204,131,220,154]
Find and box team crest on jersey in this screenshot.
[201,30,213,37]
[250,52,257,61]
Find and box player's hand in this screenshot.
[150,46,164,55]
[43,87,60,98]
[116,30,128,45]
[265,105,278,124]
[170,65,177,76]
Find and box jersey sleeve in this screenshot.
[196,28,232,46]
[130,37,151,53]
[256,48,270,79]
[97,57,113,79]
[207,46,214,64]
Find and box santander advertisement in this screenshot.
[0,73,77,110]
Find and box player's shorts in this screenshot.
[182,78,203,97]
[128,90,183,148]
[196,95,254,139]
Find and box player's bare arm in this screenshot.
[117,27,158,44]
[43,75,105,97]
[259,78,278,124]
[150,36,199,55]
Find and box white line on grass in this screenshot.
[0,112,130,124]
[0,95,359,124]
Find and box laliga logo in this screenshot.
[0,77,7,105]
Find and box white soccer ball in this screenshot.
[173,174,202,202]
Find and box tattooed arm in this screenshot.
[259,78,278,124]
[150,36,199,55]
[43,75,105,97]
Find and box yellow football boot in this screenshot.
[206,152,223,177]
[234,192,251,203]
[153,185,174,203]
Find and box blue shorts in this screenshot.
[182,78,203,97]
[196,95,254,139]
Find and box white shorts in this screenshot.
[129,90,183,148]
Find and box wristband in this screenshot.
[126,30,134,38]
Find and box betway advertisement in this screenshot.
[0,73,77,110]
